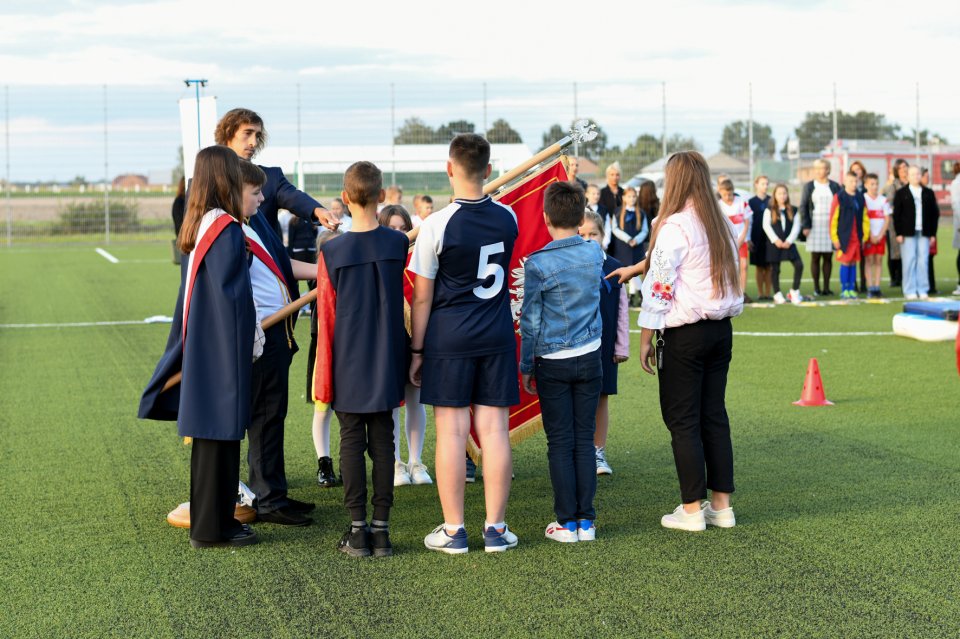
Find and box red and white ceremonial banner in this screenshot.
[401,157,570,462]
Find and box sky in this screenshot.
[1,0,957,182]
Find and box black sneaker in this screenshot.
[465,455,477,483]
[317,456,340,488]
[338,526,371,558]
[371,528,393,557]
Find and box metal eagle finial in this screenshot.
[570,119,598,143]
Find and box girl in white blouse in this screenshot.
[608,151,742,532]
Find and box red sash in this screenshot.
[245,236,288,286]
[183,215,236,344]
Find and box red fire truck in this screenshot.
[821,139,960,212]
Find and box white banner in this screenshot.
[179,96,218,182]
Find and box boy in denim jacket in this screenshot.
[520,181,605,543]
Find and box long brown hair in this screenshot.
[618,186,638,231]
[646,151,739,299]
[769,184,794,226]
[177,145,244,253]
[638,180,659,217]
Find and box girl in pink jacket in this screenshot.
[609,151,743,532]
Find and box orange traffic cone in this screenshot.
[793,358,833,406]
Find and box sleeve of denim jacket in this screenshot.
[519,257,543,374]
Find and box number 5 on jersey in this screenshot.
[473,242,505,300]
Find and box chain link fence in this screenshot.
[3,79,956,246]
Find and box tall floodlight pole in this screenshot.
[183,79,208,150]
[748,82,754,181]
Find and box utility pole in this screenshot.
[296,83,303,190]
[748,82,754,181]
[483,82,488,138]
[915,81,921,164]
[573,82,579,158]
[4,86,10,247]
[832,82,838,149]
[661,81,667,158]
[390,82,396,187]
[103,84,109,244]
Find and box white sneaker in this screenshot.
[919,293,929,299]
[544,521,579,543]
[905,293,919,300]
[424,524,468,554]
[595,446,612,475]
[701,501,736,528]
[952,286,960,296]
[788,289,802,305]
[408,462,433,485]
[393,461,411,487]
[773,291,786,304]
[577,519,596,541]
[660,504,706,532]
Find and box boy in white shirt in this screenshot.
[863,173,892,298]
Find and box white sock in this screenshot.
[444,523,464,535]
[311,408,332,458]
[391,407,403,463]
[404,384,426,464]
[484,521,505,531]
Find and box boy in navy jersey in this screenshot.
[409,134,520,554]
[314,161,409,557]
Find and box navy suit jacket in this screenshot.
[258,165,323,238]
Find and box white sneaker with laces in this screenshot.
[393,461,411,487]
[701,501,736,528]
[544,521,579,543]
[773,291,786,304]
[595,446,612,475]
[660,504,706,532]
[408,461,433,485]
[788,289,802,305]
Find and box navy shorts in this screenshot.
[420,351,520,408]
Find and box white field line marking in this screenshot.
[1,316,173,329]
[95,248,119,263]
[628,330,894,337]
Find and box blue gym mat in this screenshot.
[902,301,960,321]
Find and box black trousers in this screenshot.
[336,411,395,522]
[770,258,804,294]
[190,438,241,542]
[657,318,735,504]
[248,324,293,513]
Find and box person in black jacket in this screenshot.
[171,177,186,236]
[892,165,940,299]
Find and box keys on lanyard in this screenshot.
[656,330,665,371]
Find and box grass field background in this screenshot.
[2,233,959,638]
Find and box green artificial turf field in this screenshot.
[2,235,958,638]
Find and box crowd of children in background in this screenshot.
[151,105,960,555]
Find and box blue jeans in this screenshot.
[535,350,602,524]
[900,235,930,297]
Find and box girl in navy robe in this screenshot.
[139,145,259,548]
